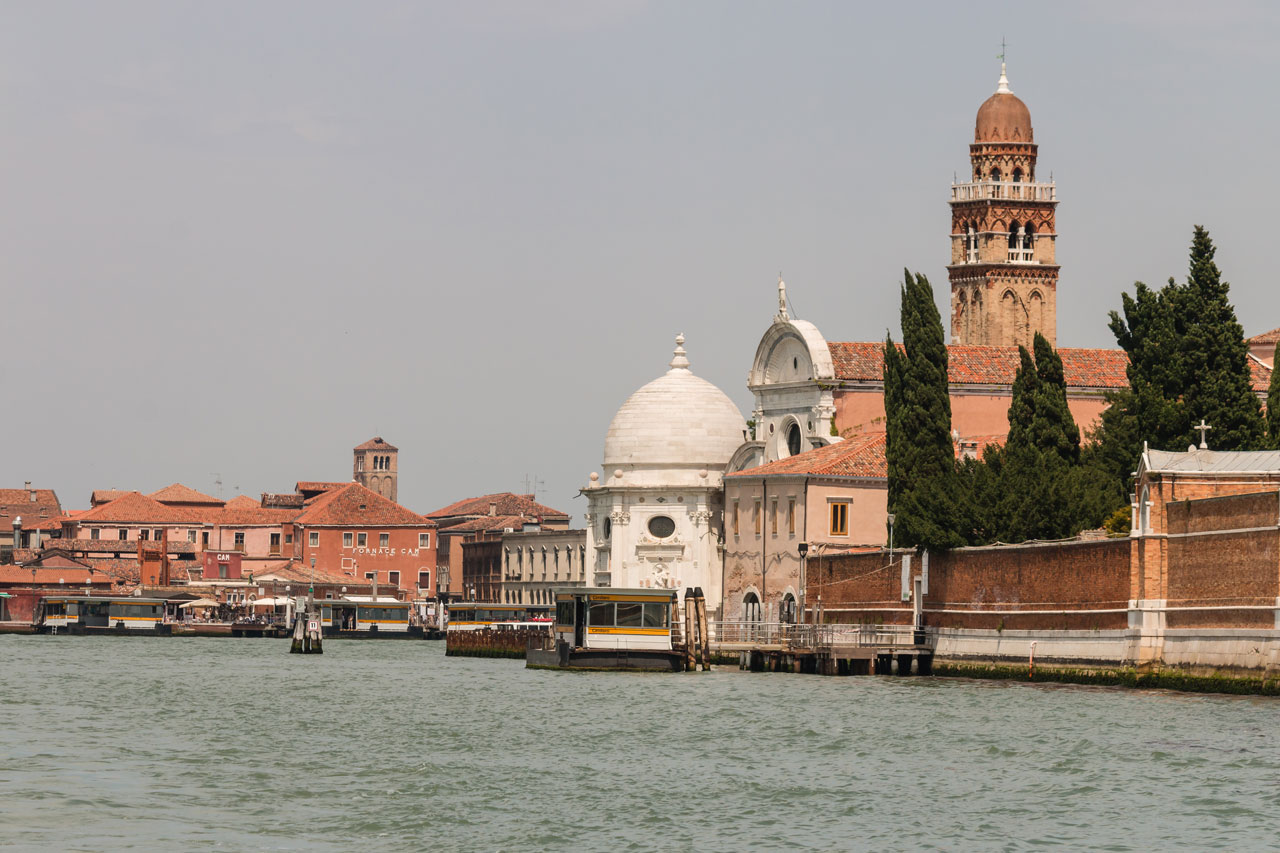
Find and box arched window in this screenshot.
[786,422,802,457]
[743,592,761,622]
[1011,167,1023,182]
[966,222,979,263]
[990,167,1001,182]
[1008,221,1020,258]
[1140,486,1151,533]
[780,593,797,624]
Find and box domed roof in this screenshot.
[974,64,1033,143]
[604,335,746,473]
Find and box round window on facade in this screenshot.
[648,515,676,539]
[603,517,612,539]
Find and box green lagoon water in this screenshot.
[2,636,1279,851]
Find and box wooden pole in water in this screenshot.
[683,587,697,672]
[694,586,710,670]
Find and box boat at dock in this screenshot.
[526,588,686,671]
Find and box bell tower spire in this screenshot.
[947,58,1059,348]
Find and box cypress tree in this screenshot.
[980,334,1103,543]
[1177,226,1263,450]
[883,269,966,549]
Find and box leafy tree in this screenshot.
[884,269,967,549]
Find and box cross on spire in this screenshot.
[1195,419,1212,450]
[998,37,1007,63]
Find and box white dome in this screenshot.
[603,335,746,476]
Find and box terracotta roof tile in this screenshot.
[426,492,569,521]
[148,483,224,506]
[439,514,535,534]
[828,342,1270,394]
[354,436,399,452]
[0,488,62,519]
[293,483,433,528]
[827,342,1131,390]
[90,489,132,506]
[1250,327,1280,344]
[251,560,363,586]
[727,433,888,480]
[223,495,260,511]
[1249,358,1272,391]
[73,492,206,525]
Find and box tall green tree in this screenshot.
[1178,226,1264,449]
[884,269,967,549]
[974,334,1110,543]
[1098,226,1265,494]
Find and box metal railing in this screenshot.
[710,621,930,650]
[951,180,1056,202]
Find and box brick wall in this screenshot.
[815,538,1131,630]
[1166,491,1279,628]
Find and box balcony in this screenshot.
[951,180,1056,203]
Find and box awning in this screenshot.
[179,598,220,609]
[252,597,290,607]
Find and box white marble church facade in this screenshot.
[583,335,747,614]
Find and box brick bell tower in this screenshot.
[948,62,1059,348]
[353,436,398,502]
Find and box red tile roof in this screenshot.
[250,560,364,586]
[354,436,398,452]
[828,341,1270,394]
[295,482,349,499]
[148,483,224,506]
[293,483,433,528]
[727,433,888,480]
[438,514,537,535]
[827,342,1131,390]
[0,488,62,519]
[90,489,132,506]
[426,492,569,521]
[223,495,260,511]
[1250,328,1280,344]
[72,492,205,525]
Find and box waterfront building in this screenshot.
[427,492,570,599]
[583,335,745,616]
[722,434,887,622]
[500,528,587,605]
[290,482,436,598]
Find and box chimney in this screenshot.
[26,482,35,502]
[371,571,379,600]
[489,502,497,516]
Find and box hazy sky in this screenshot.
[3,1,1278,517]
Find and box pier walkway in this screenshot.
[709,622,935,675]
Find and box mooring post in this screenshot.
[694,587,711,670]
[683,588,697,672]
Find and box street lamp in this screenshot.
[797,542,809,624]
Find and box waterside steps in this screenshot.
[289,607,323,654]
[712,623,934,676]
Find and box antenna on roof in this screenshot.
[521,474,546,498]
[210,473,223,499]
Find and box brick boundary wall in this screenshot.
[814,538,1131,630]
[1165,491,1280,629]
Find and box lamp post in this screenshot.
[887,513,896,569]
[797,541,809,624]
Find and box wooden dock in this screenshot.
[712,622,934,676]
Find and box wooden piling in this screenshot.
[682,588,697,672]
[693,587,711,670]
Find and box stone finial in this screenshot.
[996,61,1012,95]
[777,274,789,320]
[669,333,691,371]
